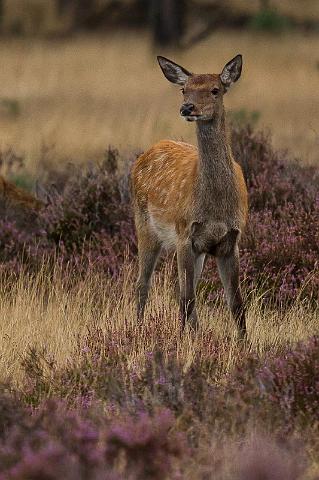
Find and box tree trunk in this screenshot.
[57,0,72,14]
[150,0,186,46]
[260,0,270,10]
[74,0,93,27]
[0,0,3,32]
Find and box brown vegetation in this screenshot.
[0,262,318,389]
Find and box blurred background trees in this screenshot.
[0,0,318,43]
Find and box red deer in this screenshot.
[132,55,248,336]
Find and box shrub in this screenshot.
[220,335,319,435]
[39,147,136,275]
[0,147,136,277]
[105,408,185,479]
[229,108,261,127]
[0,397,185,479]
[232,126,318,304]
[258,335,319,427]
[14,329,319,476]
[234,435,305,480]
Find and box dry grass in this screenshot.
[0,261,318,387]
[0,30,318,174]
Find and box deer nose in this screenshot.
[180,103,194,116]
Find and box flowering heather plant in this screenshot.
[0,397,185,480]
[0,147,137,278]
[258,335,319,427]
[105,408,185,479]
[39,148,136,275]
[20,325,222,423]
[219,335,319,435]
[232,126,318,303]
[3,331,318,478]
[20,327,319,436]
[235,435,306,480]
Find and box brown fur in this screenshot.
[133,139,247,233]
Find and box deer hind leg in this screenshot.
[136,221,161,320]
[177,241,198,330]
[216,245,246,338]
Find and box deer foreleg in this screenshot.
[177,241,198,330]
[216,245,246,338]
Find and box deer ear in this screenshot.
[220,54,242,90]
[157,56,191,86]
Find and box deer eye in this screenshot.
[180,88,185,94]
[211,88,219,95]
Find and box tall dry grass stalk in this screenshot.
[0,260,317,387]
[0,30,318,173]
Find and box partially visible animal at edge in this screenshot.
[132,54,248,337]
[0,175,43,211]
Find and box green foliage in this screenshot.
[229,109,261,127]
[9,173,36,192]
[249,9,291,32]
[0,98,21,118]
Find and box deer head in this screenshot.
[157,54,242,122]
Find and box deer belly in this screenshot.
[149,212,177,250]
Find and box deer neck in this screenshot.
[194,111,236,220]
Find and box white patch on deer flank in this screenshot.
[149,208,176,250]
